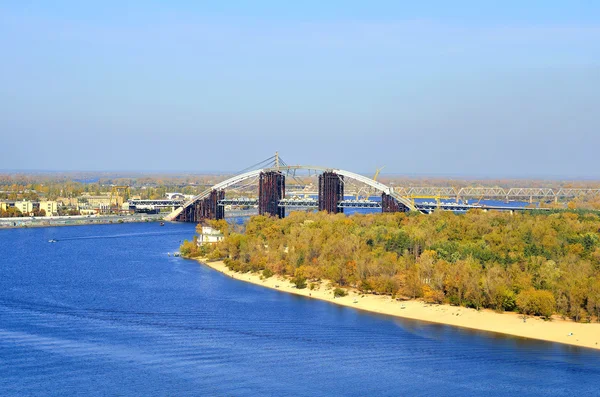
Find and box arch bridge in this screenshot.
[165,161,416,223]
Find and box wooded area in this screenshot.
[184,210,600,321]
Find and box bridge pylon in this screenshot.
[382,193,409,213]
[165,161,419,222]
[176,189,225,223]
[259,171,285,218]
[319,172,344,213]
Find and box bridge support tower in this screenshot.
[382,193,409,213]
[259,171,285,218]
[319,172,344,213]
[176,190,225,222]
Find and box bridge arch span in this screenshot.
[165,165,416,221]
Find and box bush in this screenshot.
[497,288,517,312]
[448,295,461,306]
[516,289,555,318]
[358,279,373,293]
[333,288,347,298]
[207,247,224,261]
[180,240,199,257]
[422,285,445,304]
[224,258,244,272]
[292,275,307,289]
[367,275,400,296]
[262,268,274,278]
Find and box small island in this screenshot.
[181,210,600,350]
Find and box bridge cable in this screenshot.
[235,155,277,175]
[276,157,309,187]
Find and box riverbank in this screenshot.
[0,214,164,229]
[198,258,600,350]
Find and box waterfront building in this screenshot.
[197,226,224,245]
[14,201,33,216]
[39,201,58,216]
[56,197,79,207]
[81,195,113,205]
[80,195,112,213]
[77,206,97,215]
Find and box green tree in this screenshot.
[516,289,555,318]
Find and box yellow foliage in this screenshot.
[196,209,600,319]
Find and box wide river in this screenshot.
[1,223,599,396]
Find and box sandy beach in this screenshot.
[198,258,600,351]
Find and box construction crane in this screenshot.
[355,167,386,199]
[373,166,385,182]
[110,186,130,213]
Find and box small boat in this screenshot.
[48,239,57,243]
[173,252,180,257]
[160,222,165,226]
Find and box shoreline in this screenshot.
[197,258,600,351]
[0,214,163,229]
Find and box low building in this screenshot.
[79,195,112,213]
[78,206,97,215]
[56,197,79,207]
[39,201,58,216]
[83,195,111,207]
[14,201,33,216]
[197,226,224,245]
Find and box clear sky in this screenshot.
[1,1,599,177]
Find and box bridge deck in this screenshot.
[218,197,545,212]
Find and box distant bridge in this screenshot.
[128,199,184,212]
[219,197,546,213]
[287,187,600,202]
[392,187,600,202]
[165,154,561,223]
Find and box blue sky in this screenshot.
[1,1,599,177]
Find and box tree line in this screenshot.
[183,210,600,321]
[0,207,46,217]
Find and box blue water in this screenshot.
[1,223,599,396]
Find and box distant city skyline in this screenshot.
[1,1,598,177]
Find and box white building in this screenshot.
[14,201,33,215]
[197,226,224,245]
[78,207,97,215]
